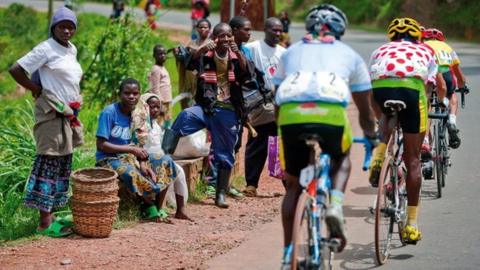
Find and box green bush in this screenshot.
[287,0,478,41]
[0,5,47,96]
[79,13,179,108]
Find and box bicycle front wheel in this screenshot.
[375,157,395,265]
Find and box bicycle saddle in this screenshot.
[384,100,406,112]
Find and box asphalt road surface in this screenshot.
[2,1,480,269]
[209,30,480,270]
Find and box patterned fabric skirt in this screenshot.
[97,153,177,199]
[24,154,73,212]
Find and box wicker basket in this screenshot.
[72,167,119,195]
[72,186,118,202]
[72,198,119,238]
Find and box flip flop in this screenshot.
[157,208,169,219]
[144,205,161,220]
[36,219,73,238]
[55,214,74,227]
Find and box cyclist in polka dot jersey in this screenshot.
[368,18,439,245]
[370,41,437,82]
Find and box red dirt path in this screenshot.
[0,128,285,270]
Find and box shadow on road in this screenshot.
[344,205,373,219]
[336,242,376,270]
[336,240,414,270]
[350,186,377,195]
[420,180,441,201]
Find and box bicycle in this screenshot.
[288,136,372,270]
[374,100,409,265]
[426,85,468,198]
[427,90,450,198]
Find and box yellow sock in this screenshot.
[371,143,387,168]
[407,206,419,226]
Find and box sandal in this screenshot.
[156,208,174,224]
[36,219,73,238]
[243,186,257,197]
[157,208,169,219]
[55,214,74,227]
[143,205,161,220]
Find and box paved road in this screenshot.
[209,31,480,269]
[4,1,480,269]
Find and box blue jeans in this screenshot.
[171,105,240,169]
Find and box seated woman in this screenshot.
[95,78,177,222]
[141,93,192,221]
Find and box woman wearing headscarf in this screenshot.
[9,7,83,237]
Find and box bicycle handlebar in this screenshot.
[455,86,469,109]
[428,111,449,119]
[353,137,373,171]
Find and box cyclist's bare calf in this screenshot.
[281,172,302,247]
[403,132,424,206]
[330,154,351,192]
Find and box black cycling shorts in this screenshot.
[373,87,427,134]
[280,123,347,177]
[442,70,456,98]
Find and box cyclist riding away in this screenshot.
[369,18,438,244]
[422,28,468,149]
[274,4,377,267]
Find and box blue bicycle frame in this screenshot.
[290,137,373,268]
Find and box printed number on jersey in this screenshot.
[276,71,350,105]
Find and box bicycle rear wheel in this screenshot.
[440,122,449,188]
[375,157,395,265]
[434,124,443,198]
[291,192,328,270]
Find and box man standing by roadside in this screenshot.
[243,17,286,197]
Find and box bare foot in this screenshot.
[175,211,194,222]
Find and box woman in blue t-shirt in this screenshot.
[96,78,177,222]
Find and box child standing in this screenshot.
[148,44,173,127]
[191,0,210,40]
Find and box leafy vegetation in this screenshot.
[0,4,48,96]
[285,0,479,41]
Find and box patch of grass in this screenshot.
[231,175,246,191]
[189,178,209,203]
[0,99,99,242]
[0,234,42,248]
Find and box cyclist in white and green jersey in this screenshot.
[273,4,377,267]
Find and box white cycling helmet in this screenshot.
[305,4,348,39]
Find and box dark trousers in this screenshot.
[245,121,277,188]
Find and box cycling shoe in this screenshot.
[402,225,422,244]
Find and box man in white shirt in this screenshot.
[243,17,286,196]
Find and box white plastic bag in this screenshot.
[173,129,210,158]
